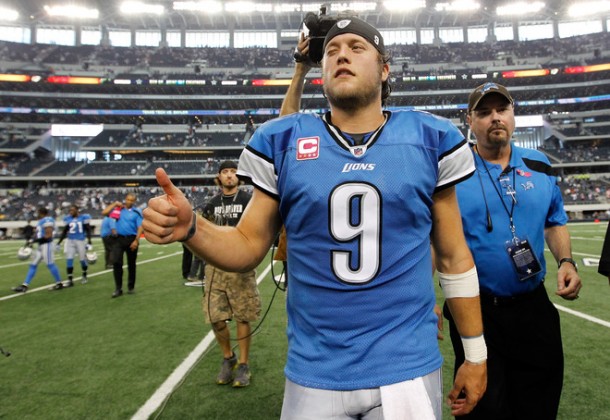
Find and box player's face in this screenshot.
[69,206,78,217]
[322,33,389,111]
[468,94,515,150]
[218,168,238,189]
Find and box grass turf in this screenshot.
[0,222,609,419]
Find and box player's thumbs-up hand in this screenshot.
[143,168,193,244]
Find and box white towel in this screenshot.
[380,378,436,420]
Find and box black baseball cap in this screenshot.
[218,160,237,173]
[468,82,514,112]
[323,17,385,56]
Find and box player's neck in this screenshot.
[330,103,385,134]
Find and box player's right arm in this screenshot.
[143,168,282,272]
[56,224,69,245]
[431,186,487,416]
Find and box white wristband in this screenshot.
[461,335,487,364]
[438,266,480,299]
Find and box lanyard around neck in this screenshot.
[474,145,518,241]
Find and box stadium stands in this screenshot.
[1,30,610,223]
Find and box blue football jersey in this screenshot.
[238,110,474,390]
[36,216,56,241]
[63,214,91,241]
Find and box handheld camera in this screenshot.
[295,6,357,67]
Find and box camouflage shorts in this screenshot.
[202,265,261,323]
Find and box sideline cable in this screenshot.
[207,250,285,342]
[151,258,280,419]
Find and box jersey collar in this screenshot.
[322,111,391,157]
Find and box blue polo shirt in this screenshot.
[456,144,567,297]
[115,207,143,236]
[100,216,116,238]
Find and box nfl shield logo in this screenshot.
[351,146,367,157]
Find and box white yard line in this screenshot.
[131,261,277,420]
[555,304,610,328]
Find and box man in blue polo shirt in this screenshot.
[445,82,583,419]
[102,193,143,298]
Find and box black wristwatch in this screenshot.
[558,257,578,272]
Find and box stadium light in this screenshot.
[120,1,165,15]
[43,5,99,19]
[302,3,322,12]
[383,1,426,12]
[568,1,610,17]
[496,1,545,16]
[0,7,18,21]
[435,1,481,12]
[174,1,379,14]
[274,3,302,13]
[173,1,223,13]
[225,2,273,13]
[332,2,377,13]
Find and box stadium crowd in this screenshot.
[0,31,609,226]
[1,32,605,71]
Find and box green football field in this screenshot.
[0,222,608,419]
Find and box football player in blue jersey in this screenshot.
[57,204,92,286]
[143,17,487,419]
[12,207,64,292]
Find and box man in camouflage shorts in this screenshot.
[201,161,260,388]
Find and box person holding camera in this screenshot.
[271,33,314,288]
[143,17,486,418]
